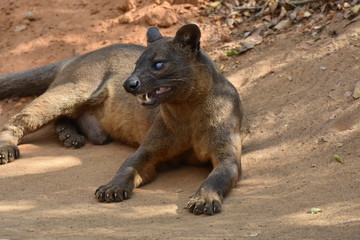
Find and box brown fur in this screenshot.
[0,24,243,215]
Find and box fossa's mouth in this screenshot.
[136,87,172,106]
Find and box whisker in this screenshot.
[153,63,208,84]
[162,78,188,83]
[165,78,188,81]
[166,63,208,75]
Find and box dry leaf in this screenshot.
[268,0,279,14]
[333,154,344,164]
[242,33,263,46]
[353,80,360,98]
[274,19,292,30]
[308,208,322,214]
[279,6,287,19]
[335,143,343,148]
[352,5,360,15]
[304,11,312,18]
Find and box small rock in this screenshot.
[174,188,184,193]
[144,5,177,27]
[320,66,327,70]
[14,102,24,111]
[329,114,336,120]
[90,9,100,15]
[344,91,352,97]
[118,13,134,24]
[243,31,251,37]
[173,0,200,5]
[220,33,231,42]
[25,11,37,21]
[23,19,31,25]
[117,0,136,11]
[72,48,80,56]
[219,54,229,61]
[15,25,27,32]
[20,97,30,103]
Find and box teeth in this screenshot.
[136,95,145,103]
[136,94,152,104]
[156,87,170,94]
[145,94,151,103]
[156,88,164,94]
[136,87,171,105]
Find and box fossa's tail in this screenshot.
[0,58,76,98]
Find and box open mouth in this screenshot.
[136,87,172,106]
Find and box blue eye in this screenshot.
[154,62,164,70]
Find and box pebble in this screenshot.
[344,91,352,97]
[25,11,37,21]
[14,25,27,32]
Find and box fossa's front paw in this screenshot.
[186,188,223,215]
[95,183,131,203]
[0,143,20,164]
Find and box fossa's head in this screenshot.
[123,24,203,108]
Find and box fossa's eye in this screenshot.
[154,62,164,70]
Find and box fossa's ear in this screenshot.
[172,23,201,52]
[146,26,163,44]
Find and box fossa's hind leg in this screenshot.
[55,117,85,148]
[76,112,111,145]
[54,113,111,148]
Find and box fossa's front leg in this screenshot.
[95,118,180,202]
[0,85,88,164]
[187,134,242,215]
[95,149,156,202]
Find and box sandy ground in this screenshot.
[0,0,359,239]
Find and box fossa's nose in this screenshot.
[123,77,140,94]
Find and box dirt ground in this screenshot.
[0,0,359,239]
